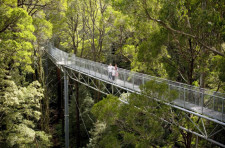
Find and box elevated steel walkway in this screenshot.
[46,45,225,124]
[44,45,225,147]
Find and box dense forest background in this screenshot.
[0,0,225,147]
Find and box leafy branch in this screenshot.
[141,0,224,56]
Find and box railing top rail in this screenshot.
[47,46,225,99]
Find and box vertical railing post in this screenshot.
[80,60,82,72]
[195,135,198,148]
[133,73,134,90]
[100,64,102,79]
[80,60,83,71]
[78,59,80,71]
[95,63,96,76]
[64,69,69,148]
[64,52,66,63]
[142,75,144,86]
[201,91,204,114]
[82,60,84,72]
[86,60,87,73]
[112,84,114,94]
[222,99,224,121]
[179,84,181,101]
[88,61,90,74]
[123,70,125,87]
[80,60,82,71]
[195,90,197,105]
[184,88,186,107]
[66,53,67,65]
[75,58,77,70]
[168,84,170,95]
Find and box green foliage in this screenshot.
[33,11,53,44]
[7,0,222,147]
[89,80,179,147]
[91,95,120,125]
[0,1,36,85]
[0,0,55,148]
[217,56,225,82]
[98,132,121,148]
[138,30,167,63]
[111,0,225,90]
[120,131,136,145]
[87,121,107,148]
[0,80,52,147]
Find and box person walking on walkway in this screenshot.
[115,64,118,81]
[112,65,116,81]
[108,63,113,80]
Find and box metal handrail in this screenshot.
[53,46,224,97]
[46,45,225,122]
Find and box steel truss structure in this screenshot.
[63,66,225,147]
[66,68,126,96]
[44,45,225,147]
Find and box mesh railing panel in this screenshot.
[46,45,225,121]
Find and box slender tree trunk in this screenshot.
[81,32,85,57]
[186,132,193,148]
[34,44,49,133]
[184,39,194,148]
[97,80,100,102]
[200,0,207,89]
[33,47,38,81]
[94,80,100,102]
[42,90,50,132]
[199,48,206,88]
[72,35,77,54]
[200,73,205,88]
[188,39,194,85]
[80,3,85,58]
[92,22,96,61]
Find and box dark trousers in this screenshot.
[108,72,112,79]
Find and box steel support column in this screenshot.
[64,70,69,148]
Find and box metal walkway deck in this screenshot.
[45,45,225,125]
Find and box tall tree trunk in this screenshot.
[35,44,49,133]
[33,47,38,81]
[92,22,96,61]
[80,2,85,58]
[184,39,194,148]
[97,80,100,102]
[72,35,77,54]
[94,80,100,102]
[200,73,205,88]
[42,90,50,133]
[200,0,206,88]
[186,132,193,148]
[188,39,194,85]
[56,67,64,138]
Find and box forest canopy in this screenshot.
[0,0,224,147]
